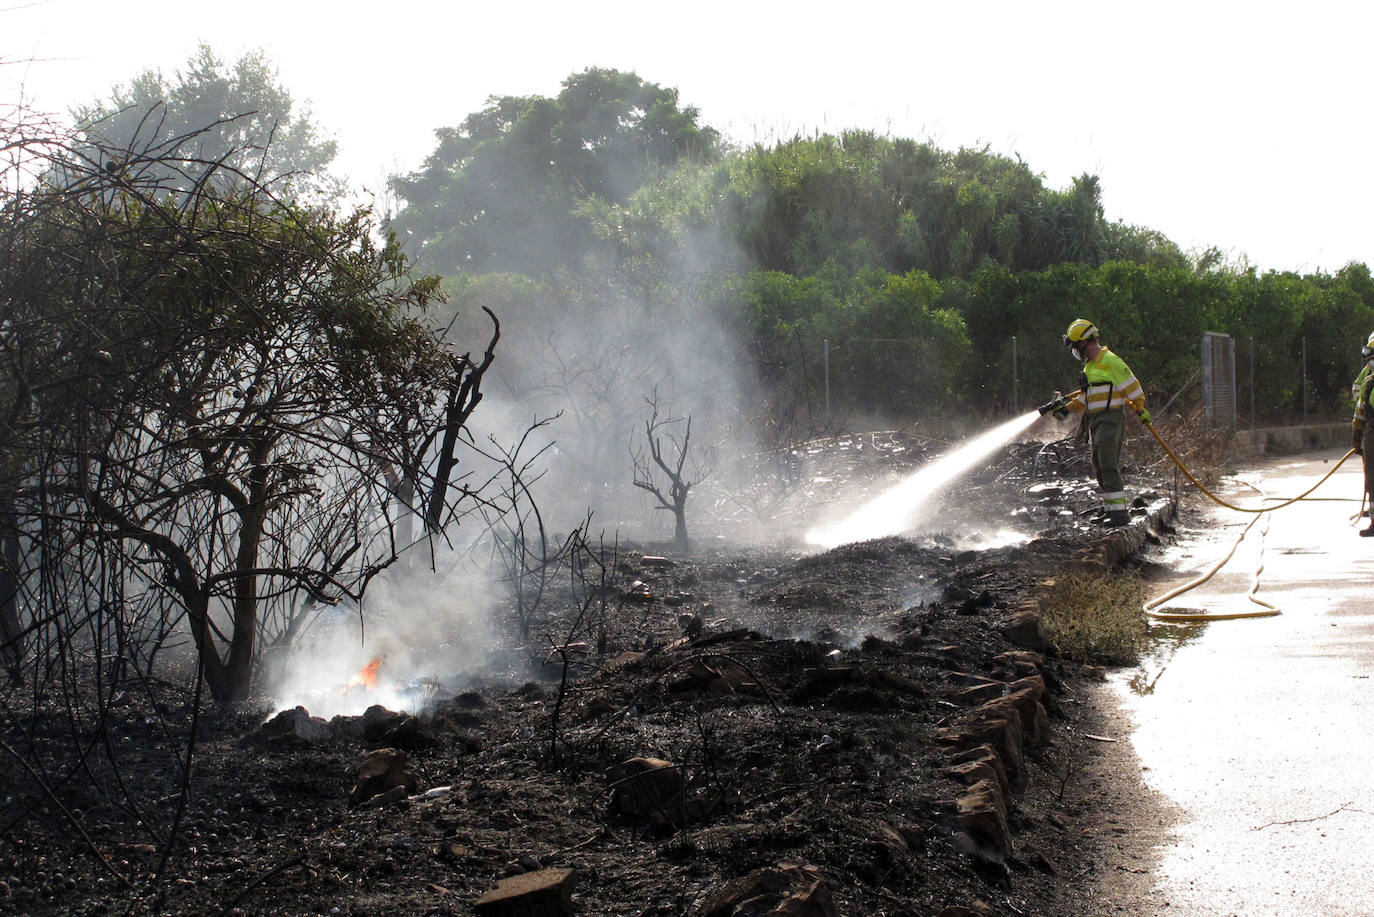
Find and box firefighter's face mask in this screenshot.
[1067,340,1088,362]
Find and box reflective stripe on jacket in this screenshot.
[1068,348,1145,414]
[1354,365,1373,419]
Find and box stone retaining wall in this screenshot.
[945,498,1180,866]
[1231,423,1347,459]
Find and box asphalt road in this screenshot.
[1100,448,1374,916]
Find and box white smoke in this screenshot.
[267,553,502,719]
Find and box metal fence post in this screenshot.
[1201,332,1237,428]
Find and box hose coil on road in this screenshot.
[1138,422,1357,622]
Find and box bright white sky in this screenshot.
[5,0,1370,273]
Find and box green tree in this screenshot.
[1296,264,1374,418]
[737,267,969,422]
[836,269,971,417]
[723,136,1122,281]
[73,44,341,200]
[1104,222,1189,270]
[389,68,721,275]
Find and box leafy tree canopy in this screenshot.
[719,134,1188,280]
[388,68,722,275]
[72,44,341,201]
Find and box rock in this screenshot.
[1000,609,1051,651]
[1004,675,1050,741]
[440,842,472,863]
[949,671,1002,689]
[1006,673,1046,704]
[940,697,1025,786]
[773,876,834,916]
[358,785,408,810]
[640,555,676,568]
[949,744,1009,796]
[946,759,1003,795]
[696,863,835,917]
[954,778,1011,863]
[473,867,577,917]
[329,704,434,750]
[361,705,433,749]
[954,681,1004,705]
[348,747,419,808]
[247,706,333,746]
[606,757,684,823]
[993,650,1045,676]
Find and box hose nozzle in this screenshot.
[1038,391,1071,416]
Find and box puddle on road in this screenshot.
[1126,620,1206,695]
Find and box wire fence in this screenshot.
[807,331,1355,431]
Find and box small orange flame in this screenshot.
[346,657,382,691]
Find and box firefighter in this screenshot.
[1349,332,1374,535]
[1060,319,1150,526]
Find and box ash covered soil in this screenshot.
[1,429,1187,916]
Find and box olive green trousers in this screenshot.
[1088,409,1127,506]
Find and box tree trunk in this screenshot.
[216,443,272,703]
[0,505,22,685]
[672,508,689,553]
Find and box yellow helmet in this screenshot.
[1363,331,1374,360]
[1063,319,1099,348]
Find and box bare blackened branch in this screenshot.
[425,307,500,533]
[631,390,713,552]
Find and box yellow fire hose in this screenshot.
[1137,420,1358,622]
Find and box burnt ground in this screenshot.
[0,427,1196,917]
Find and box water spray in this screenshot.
[805,410,1044,549]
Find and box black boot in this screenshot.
[1360,524,1374,537]
[1105,510,1130,527]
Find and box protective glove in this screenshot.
[1052,405,1069,420]
[1137,409,1151,425]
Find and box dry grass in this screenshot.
[1133,405,1236,489]
[1038,570,1148,665]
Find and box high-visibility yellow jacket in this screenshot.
[1353,365,1373,419]
[1067,347,1146,415]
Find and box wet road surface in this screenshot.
[1108,448,1374,916]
